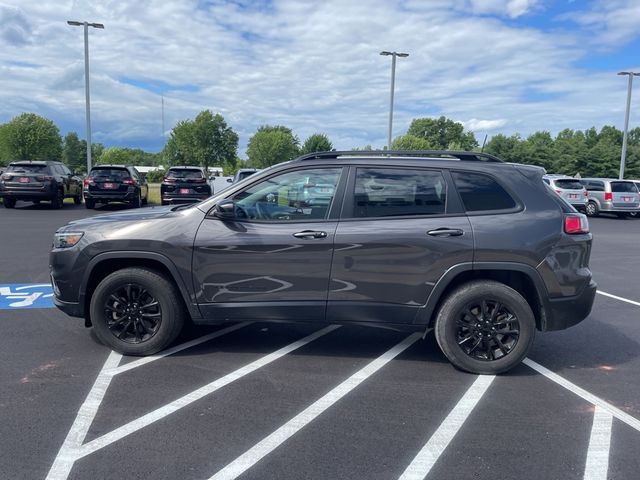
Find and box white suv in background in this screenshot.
[543,175,588,212]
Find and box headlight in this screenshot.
[53,231,84,249]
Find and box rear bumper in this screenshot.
[0,189,55,200]
[598,201,640,212]
[84,190,136,202]
[543,280,597,331]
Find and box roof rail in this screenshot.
[296,150,503,163]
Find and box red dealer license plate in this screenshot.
[623,196,632,202]
[103,182,115,189]
[180,188,190,194]
[19,177,29,183]
[569,194,577,199]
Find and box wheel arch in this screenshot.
[80,252,199,327]
[418,262,549,331]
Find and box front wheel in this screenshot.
[3,198,16,208]
[90,267,186,355]
[85,198,95,209]
[74,193,82,205]
[434,280,535,375]
[130,191,142,208]
[51,189,64,209]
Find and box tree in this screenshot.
[391,134,432,150]
[0,113,62,161]
[62,132,84,172]
[300,133,332,155]
[163,111,238,171]
[98,147,133,165]
[246,125,299,168]
[407,116,478,150]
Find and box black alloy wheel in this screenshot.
[455,300,519,362]
[103,283,162,344]
[435,280,535,374]
[90,267,186,355]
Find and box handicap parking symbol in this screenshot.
[0,284,55,309]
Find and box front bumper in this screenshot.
[543,280,597,331]
[53,296,84,318]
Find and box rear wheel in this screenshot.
[51,189,64,209]
[90,267,186,355]
[3,198,16,208]
[585,201,599,217]
[85,198,95,209]
[73,193,82,205]
[434,280,535,375]
[130,191,142,208]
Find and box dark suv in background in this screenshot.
[0,160,82,208]
[161,166,212,205]
[83,165,148,209]
[50,150,596,374]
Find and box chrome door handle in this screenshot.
[293,230,327,239]
[427,228,464,237]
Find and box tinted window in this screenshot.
[233,168,341,221]
[352,168,446,218]
[237,171,257,181]
[452,171,516,212]
[611,181,637,193]
[90,168,130,180]
[167,168,204,179]
[8,164,47,173]
[583,181,604,192]
[555,179,583,190]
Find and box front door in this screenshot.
[193,166,344,322]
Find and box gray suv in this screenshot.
[50,150,596,374]
[580,178,640,218]
[542,175,588,212]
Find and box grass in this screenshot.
[147,183,161,205]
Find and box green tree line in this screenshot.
[1,112,638,178]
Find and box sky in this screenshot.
[1,0,640,156]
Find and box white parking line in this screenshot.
[46,351,122,480]
[106,322,252,376]
[398,375,495,480]
[75,325,340,459]
[523,358,640,432]
[208,332,422,480]
[596,290,640,307]
[583,406,613,480]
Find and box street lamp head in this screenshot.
[397,53,409,57]
[89,23,105,29]
[67,20,83,26]
[67,20,104,29]
[380,51,392,56]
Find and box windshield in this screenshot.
[167,169,204,179]
[8,164,47,173]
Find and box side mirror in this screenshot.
[213,200,235,219]
[226,178,233,183]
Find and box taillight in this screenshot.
[604,192,612,201]
[1,174,10,181]
[583,190,588,197]
[123,178,136,185]
[83,176,94,187]
[555,189,562,195]
[564,214,589,234]
[194,177,206,183]
[36,175,54,182]
[163,177,176,183]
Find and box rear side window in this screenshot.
[611,181,637,193]
[555,179,583,190]
[90,168,129,180]
[583,181,604,192]
[167,168,204,179]
[452,171,516,212]
[8,164,47,173]
[353,168,446,218]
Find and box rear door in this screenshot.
[89,167,129,196]
[610,181,640,209]
[3,163,49,191]
[327,166,473,324]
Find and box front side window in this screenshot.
[452,171,516,212]
[232,167,342,221]
[352,168,447,218]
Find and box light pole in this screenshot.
[380,51,408,150]
[67,20,104,173]
[617,71,640,179]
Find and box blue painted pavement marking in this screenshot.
[0,284,55,310]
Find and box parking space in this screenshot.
[1,207,639,480]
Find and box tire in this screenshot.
[89,267,186,356]
[142,195,148,206]
[434,280,536,375]
[85,198,95,209]
[73,193,82,205]
[3,198,16,208]
[130,191,142,208]
[51,189,64,209]
[585,201,599,217]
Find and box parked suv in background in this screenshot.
[579,178,640,217]
[542,174,588,212]
[50,150,596,374]
[161,166,211,205]
[0,160,82,209]
[232,168,259,183]
[83,165,148,209]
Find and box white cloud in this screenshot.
[0,0,638,155]
[467,0,539,18]
[560,0,640,46]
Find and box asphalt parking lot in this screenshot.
[1,201,639,480]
